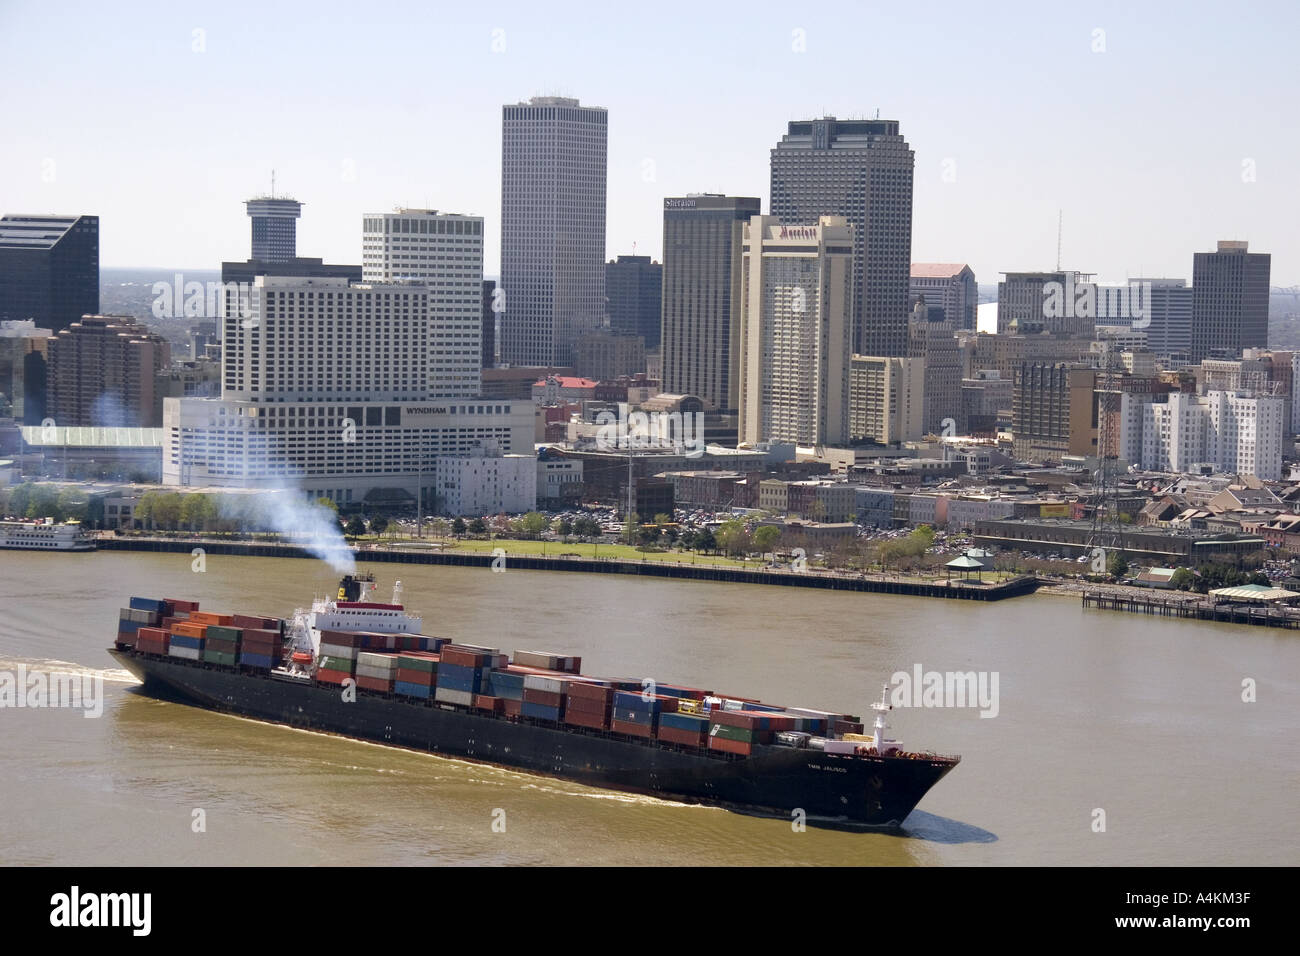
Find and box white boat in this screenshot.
[0,520,96,551]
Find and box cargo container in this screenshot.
[163,599,199,613]
[564,709,609,731]
[610,717,655,738]
[129,596,168,614]
[434,686,474,706]
[356,651,400,670]
[394,667,433,686]
[394,680,432,699]
[318,642,357,661]
[169,634,204,651]
[203,649,238,667]
[316,667,352,686]
[522,688,563,709]
[168,645,201,661]
[513,650,582,673]
[355,675,393,693]
[240,652,274,670]
[188,611,233,627]
[707,736,753,756]
[521,700,561,721]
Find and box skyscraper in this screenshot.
[0,214,99,333]
[1136,278,1193,362]
[661,195,761,411]
[245,197,301,263]
[605,255,662,348]
[737,216,854,446]
[362,209,484,398]
[500,96,608,367]
[770,117,914,357]
[1191,240,1271,363]
[481,280,498,371]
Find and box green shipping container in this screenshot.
[206,637,239,653]
[709,723,761,743]
[206,625,243,641]
[320,655,355,673]
[203,649,237,666]
[396,655,437,673]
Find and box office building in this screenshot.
[1190,240,1270,362]
[0,214,99,333]
[245,196,301,263]
[500,96,608,366]
[661,195,760,411]
[770,117,914,356]
[606,255,662,348]
[849,354,924,444]
[910,263,976,330]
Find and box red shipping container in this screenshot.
[610,718,654,738]
[232,614,277,629]
[473,695,502,713]
[441,646,494,668]
[394,667,434,686]
[657,726,708,747]
[564,710,609,730]
[566,682,614,703]
[315,668,352,685]
[355,675,393,693]
[318,630,362,647]
[164,599,200,612]
[137,627,169,642]
[242,628,280,642]
[708,736,753,756]
[502,699,523,718]
[563,696,610,715]
[522,688,563,708]
[115,630,137,647]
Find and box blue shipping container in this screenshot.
[394,681,432,699]
[659,712,709,732]
[129,597,167,613]
[240,652,273,669]
[437,672,483,693]
[170,634,204,650]
[438,662,485,682]
[521,701,561,721]
[117,619,142,634]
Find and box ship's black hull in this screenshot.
[109,649,958,830]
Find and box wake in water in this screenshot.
[0,656,139,685]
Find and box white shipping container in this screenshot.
[523,675,566,694]
[434,687,474,706]
[319,642,357,661]
[356,652,399,669]
[821,740,860,755]
[168,646,201,661]
[355,664,397,680]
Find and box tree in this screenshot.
[57,486,90,523]
[344,516,367,539]
[429,517,451,539]
[678,528,697,551]
[573,516,601,539]
[182,493,210,531]
[555,518,573,540]
[715,517,751,556]
[451,517,467,538]
[316,497,338,514]
[369,514,389,536]
[468,517,487,536]
[753,525,781,560]
[25,485,63,522]
[520,511,548,537]
[653,513,672,528]
[1170,568,1196,591]
[694,527,717,554]
[1107,551,1130,581]
[153,493,183,530]
[637,524,659,546]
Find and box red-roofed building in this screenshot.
[532,375,598,404]
[909,263,976,330]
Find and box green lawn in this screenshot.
[381,536,757,568]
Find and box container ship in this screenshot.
[108,572,959,829]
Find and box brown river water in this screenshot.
[1,550,1297,866]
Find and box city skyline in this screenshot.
[2,1,1295,285]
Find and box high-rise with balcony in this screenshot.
[737,216,854,446]
[500,96,607,367]
[770,117,913,357]
[1190,241,1271,363]
[0,214,99,333]
[661,195,760,412]
[362,208,483,398]
[46,315,171,427]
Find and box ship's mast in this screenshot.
[871,683,892,751]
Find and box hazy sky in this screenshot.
[3,0,1296,285]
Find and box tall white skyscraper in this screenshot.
[500,96,608,367]
[737,215,854,447]
[362,209,483,398]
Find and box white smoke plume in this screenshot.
[213,485,355,574]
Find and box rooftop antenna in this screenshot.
[271,169,275,200]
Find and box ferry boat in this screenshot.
[0,520,96,551]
